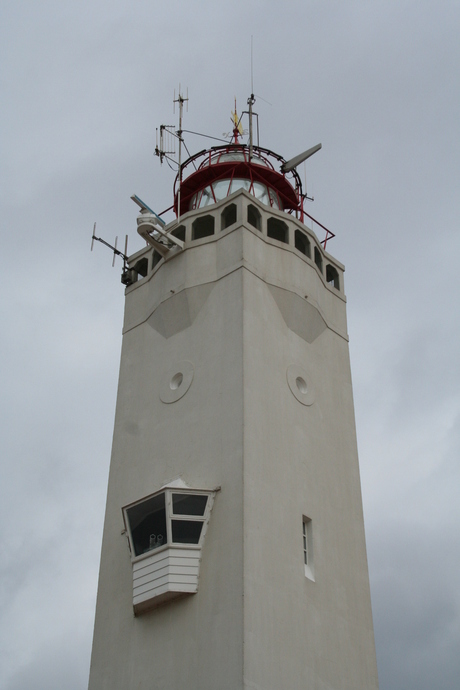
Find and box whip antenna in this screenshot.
[251,35,254,95]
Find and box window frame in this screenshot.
[302,516,315,581]
[123,487,215,562]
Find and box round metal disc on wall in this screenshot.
[160,361,194,404]
[286,364,315,406]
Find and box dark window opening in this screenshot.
[171,225,185,242]
[221,203,237,230]
[326,264,340,290]
[303,520,308,565]
[152,250,162,270]
[247,204,262,230]
[295,230,311,258]
[127,493,167,556]
[172,520,204,544]
[267,217,288,244]
[192,215,215,240]
[314,247,323,273]
[172,494,208,516]
[302,516,315,581]
[133,257,148,278]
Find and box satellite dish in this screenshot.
[281,143,322,173]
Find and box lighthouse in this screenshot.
[88,94,379,690]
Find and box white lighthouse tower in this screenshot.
[88,95,379,690]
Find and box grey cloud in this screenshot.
[1,1,459,688]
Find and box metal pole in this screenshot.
[247,93,255,161]
[177,92,183,220]
[174,86,188,220]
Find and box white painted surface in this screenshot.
[132,548,201,613]
[88,191,378,690]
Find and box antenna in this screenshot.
[251,35,254,95]
[91,223,128,269]
[91,222,96,251]
[155,125,176,163]
[173,85,188,221]
[281,143,322,173]
[248,36,255,159]
[247,93,255,160]
[302,161,314,203]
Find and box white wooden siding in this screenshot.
[132,547,201,613]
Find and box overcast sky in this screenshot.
[1,1,459,688]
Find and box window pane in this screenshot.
[212,179,231,201]
[269,187,281,209]
[199,186,214,207]
[250,155,269,167]
[217,152,246,163]
[127,493,168,556]
[193,186,215,209]
[172,494,208,516]
[253,182,270,206]
[172,520,204,544]
[229,178,251,194]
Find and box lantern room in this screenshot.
[174,144,303,217]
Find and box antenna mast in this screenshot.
[247,93,255,161]
[248,36,255,161]
[174,86,188,220]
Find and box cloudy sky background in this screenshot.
[1,1,459,688]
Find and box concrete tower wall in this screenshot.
[88,190,378,690]
[242,269,377,689]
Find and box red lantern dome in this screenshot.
[174,144,302,218]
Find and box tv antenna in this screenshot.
[155,125,176,164]
[155,86,189,220]
[91,222,128,268]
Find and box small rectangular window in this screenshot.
[314,247,323,273]
[267,217,288,244]
[171,225,186,242]
[295,230,311,258]
[302,517,315,581]
[172,520,204,544]
[172,493,208,516]
[326,264,340,290]
[221,203,237,230]
[192,215,215,240]
[152,250,162,270]
[247,204,261,230]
